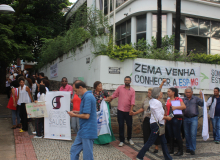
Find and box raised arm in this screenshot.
[159,79,167,88]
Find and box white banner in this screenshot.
[132,61,200,89]
[44,91,71,140]
[210,69,220,89]
[97,101,111,136]
[202,92,209,141]
[50,63,58,78]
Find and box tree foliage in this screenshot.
[0,0,71,64]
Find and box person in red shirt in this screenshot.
[70,80,81,133]
[166,88,186,156]
[107,76,135,147]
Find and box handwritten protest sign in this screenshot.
[26,102,48,118]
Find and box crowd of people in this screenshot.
[6,70,220,160]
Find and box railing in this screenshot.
[203,0,220,3]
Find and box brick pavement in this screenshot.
[14,128,37,160]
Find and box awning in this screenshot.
[173,19,189,31]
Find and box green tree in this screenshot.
[0,0,71,93]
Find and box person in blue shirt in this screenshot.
[68,81,97,160]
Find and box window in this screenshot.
[136,15,146,42]
[185,17,199,35]
[211,21,220,38]
[116,19,131,45]
[116,0,127,7]
[152,15,167,38]
[199,19,210,36]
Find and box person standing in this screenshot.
[6,77,11,99]
[136,87,173,160]
[68,81,97,160]
[70,80,81,133]
[166,88,186,156]
[16,77,34,132]
[107,76,135,147]
[206,87,220,144]
[92,81,115,145]
[7,80,21,129]
[131,79,167,153]
[34,85,46,138]
[182,87,203,155]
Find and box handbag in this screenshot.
[152,112,165,136]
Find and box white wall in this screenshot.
[40,40,220,95]
[40,40,101,87]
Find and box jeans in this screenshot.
[137,123,173,160]
[71,117,80,133]
[211,116,220,141]
[166,118,182,140]
[70,135,94,160]
[19,103,28,131]
[117,109,132,142]
[183,116,198,151]
[143,117,160,145]
[12,105,20,125]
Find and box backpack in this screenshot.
[208,95,215,109]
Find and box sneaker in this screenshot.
[186,149,191,153]
[34,136,42,138]
[11,125,17,129]
[32,131,36,134]
[128,139,134,145]
[118,142,124,147]
[215,141,220,144]
[19,129,26,133]
[136,158,143,160]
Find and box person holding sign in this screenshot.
[136,87,173,160]
[68,81,97,160]
[16,77,34,132]
[92,81,115,145]
[34,85,46,138]
[166,88,186,156]
[182,87,203,155]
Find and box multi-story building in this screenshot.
[66,0,220,54]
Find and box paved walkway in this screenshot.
[0,95,16,160]
[1,94,220,160]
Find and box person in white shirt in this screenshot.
[136,87,173,160]
[16,77,33,132]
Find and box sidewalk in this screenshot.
[0,95,16,160]
[2,93,220,160]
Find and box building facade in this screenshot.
[67,0,220,55]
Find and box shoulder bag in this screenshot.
[152,112,165,136]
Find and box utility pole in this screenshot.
[113,0,116,46]
[157,0,162,48]
[175,0,181,52]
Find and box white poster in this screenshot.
[97,101,111,136]
[210,69,220,89]
[50,63,58,78]
[202,92,209,141]
[26,102,48,118]
[44,91,71,140]
[132,61,200,89]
